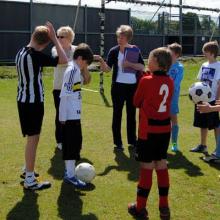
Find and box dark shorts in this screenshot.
[135,132,170,163]
[62,120,82,161]
[17,102,44,137]
[193,101,219,130]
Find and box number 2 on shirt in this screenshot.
[158,84,169,113]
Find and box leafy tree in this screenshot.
[131,16,157,34]
[182,12,201,33]
[200,15,216,31]
[130,13,219,35]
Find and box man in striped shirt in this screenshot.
[16,21,68,190]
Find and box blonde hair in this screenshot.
[57,26,75,43]
[202,41,219,58]
[116,25,133,42]
[32,25,50,45]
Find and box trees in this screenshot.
[131,13,219,36]
[131,16,157,34]
[182,12,201,34]
[200,15,216,33]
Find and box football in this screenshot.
[188,82,212,104]
[75,162,96,183]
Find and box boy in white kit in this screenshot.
[59,43,93,188]
[190,41,220,155]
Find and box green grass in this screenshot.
[0,59,220,220]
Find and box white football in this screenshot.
[189,82,212,104]
[75,162,96,183]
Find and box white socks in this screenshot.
[65,160,76,178]
[25,171,35,183]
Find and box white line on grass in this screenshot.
[82,88,99,93]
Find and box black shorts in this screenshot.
[17,102,44,137]
[62,120,82,161]
[193,101,219,130]
[136,132,170,163]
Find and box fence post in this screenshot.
[179,0,183,46]
[162,12,166,46]
[99,0,105,94]
[84,4,87,43]
[128,8,131,26]
[30,0,33,34]
[194,16,197,55]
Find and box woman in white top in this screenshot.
[94,25,145,150]
[52,26,91,150]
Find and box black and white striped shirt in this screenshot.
[15,47,58,103]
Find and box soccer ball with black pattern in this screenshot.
[189,82,212,104]
[75,162,96,183]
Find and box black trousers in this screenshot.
[53,90,63,144]
[62,120,82,161]
[111,83,137,146]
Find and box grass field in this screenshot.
[0,59,220,220]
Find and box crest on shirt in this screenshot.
[64,82,72,92]
[201,67,215,87]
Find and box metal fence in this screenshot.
[1,1,220,63]
[0,1,130,63]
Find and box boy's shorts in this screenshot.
[135,132,170,163]
[62,120,82,161]
[193,101,219,130]
[17,102,44,137]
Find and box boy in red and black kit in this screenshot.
[128,47,174,220]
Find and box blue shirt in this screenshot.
[168,61,184,114]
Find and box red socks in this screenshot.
[156,169,170,208]
[136,168,153,211]
[135,167,170,211]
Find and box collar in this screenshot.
[153,70,167,76]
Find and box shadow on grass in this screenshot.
[167,151,204,176]
[7,190,39,220]
[57,182,97,220]
[100,92,112,107]
[98,145,139,182]
[47,148,95,180]
[47,148,64,180]
[199,156,220,171]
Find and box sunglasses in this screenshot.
[57,36,66,39]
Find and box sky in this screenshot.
[4,0,220,19]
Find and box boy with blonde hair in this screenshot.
[16,22,67,190]
[190,41,220,155]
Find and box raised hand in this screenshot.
[45,21,57,42]
[93,55,103,62]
